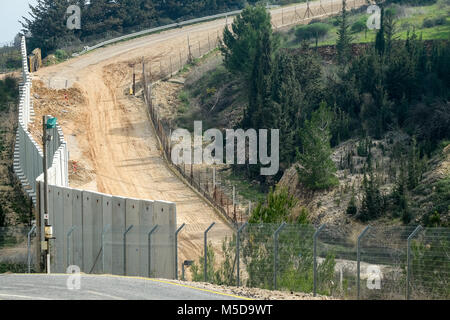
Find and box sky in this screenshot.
[0,0,37,45]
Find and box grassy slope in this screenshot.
[282,2,450,48]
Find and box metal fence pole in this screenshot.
[313,224,325,296]
[123,225,134,276]
[407,225,423,300]
[102,224,110,273]
[204,222,216,282]
[175,223,186,280]
[273,222,287,290]
[66,226,76,268]
[27,225,36,273]
[357,225,370,299]
[236,222,248,287]
[148,225,158,278]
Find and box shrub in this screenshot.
[54,49,68,61]
[351,16,368,33]
[295,23,331,41]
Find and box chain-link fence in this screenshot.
[178,223,450,300]
[0,226,37,273]
[2,223,448,300]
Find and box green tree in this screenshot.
[295,23,331,48]
[191,241,216,282]
[220,5,274,80]
[375,7,385,56]
[296,102,339,190]
[249,187,298,223]
[359,158,384,221]
[336,0,353,64]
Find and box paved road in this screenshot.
[0,274,245,300]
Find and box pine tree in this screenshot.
[336,0,353,64]
[271,51,304,167]
[296,102,339,190]
[359,156,384,221]
[392,160,411,223]
[375,7,385,56]
[407,137,421,190]
[244,27,274,130]
[384,8,397,61]
[220,5,273,80]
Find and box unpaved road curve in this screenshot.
[32,0,364,271]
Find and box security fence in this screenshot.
[180,223,449,300]
[2,223,448,300]
[0,227,37,273]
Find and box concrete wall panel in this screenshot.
[139,200,154,277]
[125,198,140,276]
[72,189,83,269]
[112,196,126,275]
[102,194,113,274]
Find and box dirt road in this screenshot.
[31,0,364,273]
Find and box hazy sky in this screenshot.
[0,0,37,44]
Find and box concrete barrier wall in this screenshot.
[38,183,176,278]
[16,36,177,279]
[13,36,69,206]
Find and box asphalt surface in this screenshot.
[0,274,245,300]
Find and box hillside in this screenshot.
[156,1,450,228]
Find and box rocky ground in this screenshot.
[168,279,336,300]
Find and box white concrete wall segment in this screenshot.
[125,198,140,276]
[62,186,73,269]
[102,194,113,274]
[111,196,126,275]
[139,200,154,277]
[153,201,176,279]
[71,189,84,269]
[15,36,69,205]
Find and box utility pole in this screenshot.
[42,115,54,273]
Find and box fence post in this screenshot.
[27,225,36,273]
[66,226,76,268]
[313,224,325,296]
[204,222,216,282]
[357,225,370,299]
[273,222,287,290]
[236,222,248,287]
[101,224,110,273]
[148,225,158,278]
[407,225,423,300]
[123,225,134,275]
[175,223,186,280]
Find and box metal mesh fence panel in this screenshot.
[409,228,450,300]
[0,227,37,273]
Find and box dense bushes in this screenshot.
[295,23,331,44]
[0,76,18,112]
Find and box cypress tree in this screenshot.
[336,0,353,64]
[296,101,339,190]
[375,7,385,56]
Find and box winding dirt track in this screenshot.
[32,0,363,269]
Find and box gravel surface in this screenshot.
[168,279,336,300]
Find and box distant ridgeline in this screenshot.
[21,0,305,56]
